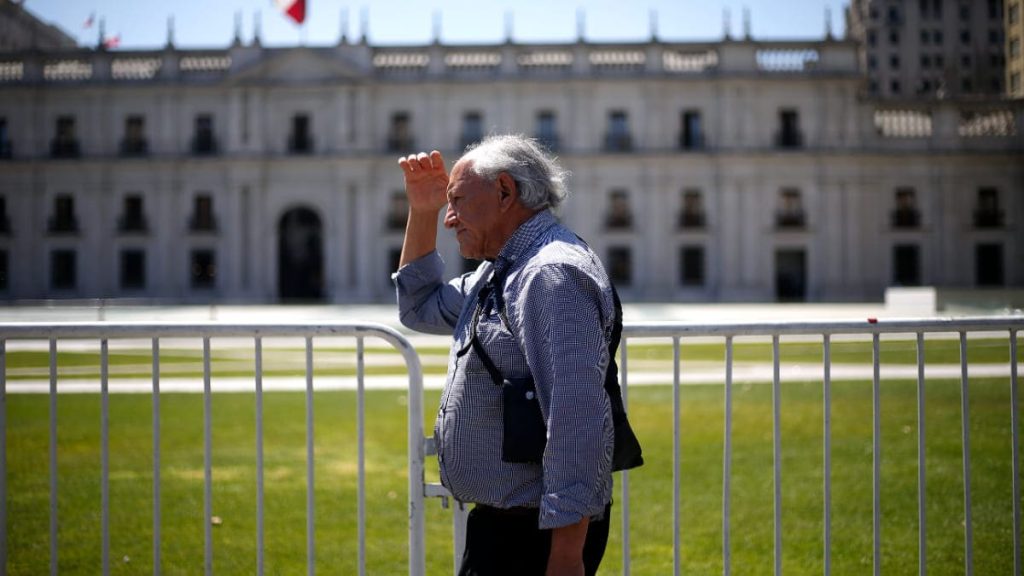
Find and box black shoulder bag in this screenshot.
[467,271,644,471]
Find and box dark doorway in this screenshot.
[278,207,324,301]
[976,243,1004,286]
[775,249,807,302]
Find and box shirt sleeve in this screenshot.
[393,251,468,335]
[513,263,615,530]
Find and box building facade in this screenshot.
[847,0,1007,97]
[0,31,1021,304]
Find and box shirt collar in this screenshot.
[493,210,558,277]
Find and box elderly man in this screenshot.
[393,134,616,576]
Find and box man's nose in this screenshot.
[443,203,457,229]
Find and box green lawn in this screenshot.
[5,376,1020,575]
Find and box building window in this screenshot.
[959,4,972,19]
[934,30,944,44]
[976,243,1004,286]
[1012,73,1022,93]
[933,0,944,15]
[679,246,705,287]
[890,54,901,69]
[776,189,805,229]
[892,244,921,286]
[889,30,900,44]
[868,55,878,70]
[0,250,7,291]
[51,115,80,158]
[387,111,413,152]
[190,249,216,289]
[535,110,559,151]
[606,246,633,287]
[192,114,217,155]
[386,192,408,231]
[48,195,78,234]
[920,29,930,44]
[118,194,148,233]
[891,79,902,94]
[988,29,1001,44]
[974,187,1004,228]
[289,113,313,154]
[604,110,633,152]
[961,78,973,93]
[679,189,706,229]
[120,249,146,290]
[935,54,945,67]
[0,195,10,235]
[189,194,217,232]
[1011,3,1020,24]
[460,111,483,150]
[605,190,633,230]
[960,29,971,45]
[961,54,973,67]
[921,55,931,68]
[0,117,11,158]
[50,249,76,290]
[988,0,1002,18]
[892,188,921,228]
[680,110,704,150]
[120,115,148,156]
[776,110,803,148]
[868,30,877,46]
[1011,37,1021,58]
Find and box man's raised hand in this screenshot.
[398,150,448,214]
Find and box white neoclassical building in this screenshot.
[0,21,1021,304]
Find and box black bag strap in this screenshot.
[466,270,507,387]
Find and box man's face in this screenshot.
[444,160,503,260]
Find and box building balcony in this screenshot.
[678,133,705,150]
[603,133,634,152]
[288,135,314,154]
[191,135,218,156]
[50,139,81,159]
[47,217,79,234]
[774,131,804,149]
[678,212,706,229]
[891,210,921,229]
[188,216,218,233]
[386,135,415,152]
[974,210,1004,228]
[775,212,806,229]
[120,138,149,157]
[117,215,149,234]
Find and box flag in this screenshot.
[83,13,94,29]
[275,0,306,24]
[103,34,120,49]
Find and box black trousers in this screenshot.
[457,502,612,576]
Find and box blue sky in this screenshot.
[24,0,851,49]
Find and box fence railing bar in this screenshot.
[255,337,265,576]
[1011,329,1020,576]
[100,339,110,576]
[151,338,161,576]
[772,335,782,576]
[823,335,832,576]
[872,333,881,576]
[49,338,58,576]
[959,332,974,576]
[202,337,213,576]
[1,339,7,576]
[724,336,734,576]
[620,337,632,576]
[672,336,681,576]
[305,336,316,576]
[916,333,927,576]
[357,336,367,576]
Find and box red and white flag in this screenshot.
[83,13,95,29]
[103,34,120,49]
[275,0,306,24]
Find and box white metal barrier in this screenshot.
[0,322,428,576]
[421,316,1022,576]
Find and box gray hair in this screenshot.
[460,134,571,211]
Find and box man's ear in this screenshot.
[496,172,518,211]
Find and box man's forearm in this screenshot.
[546,517,589,576]
[400,209,440,267]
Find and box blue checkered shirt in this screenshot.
[394,210,615,529]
